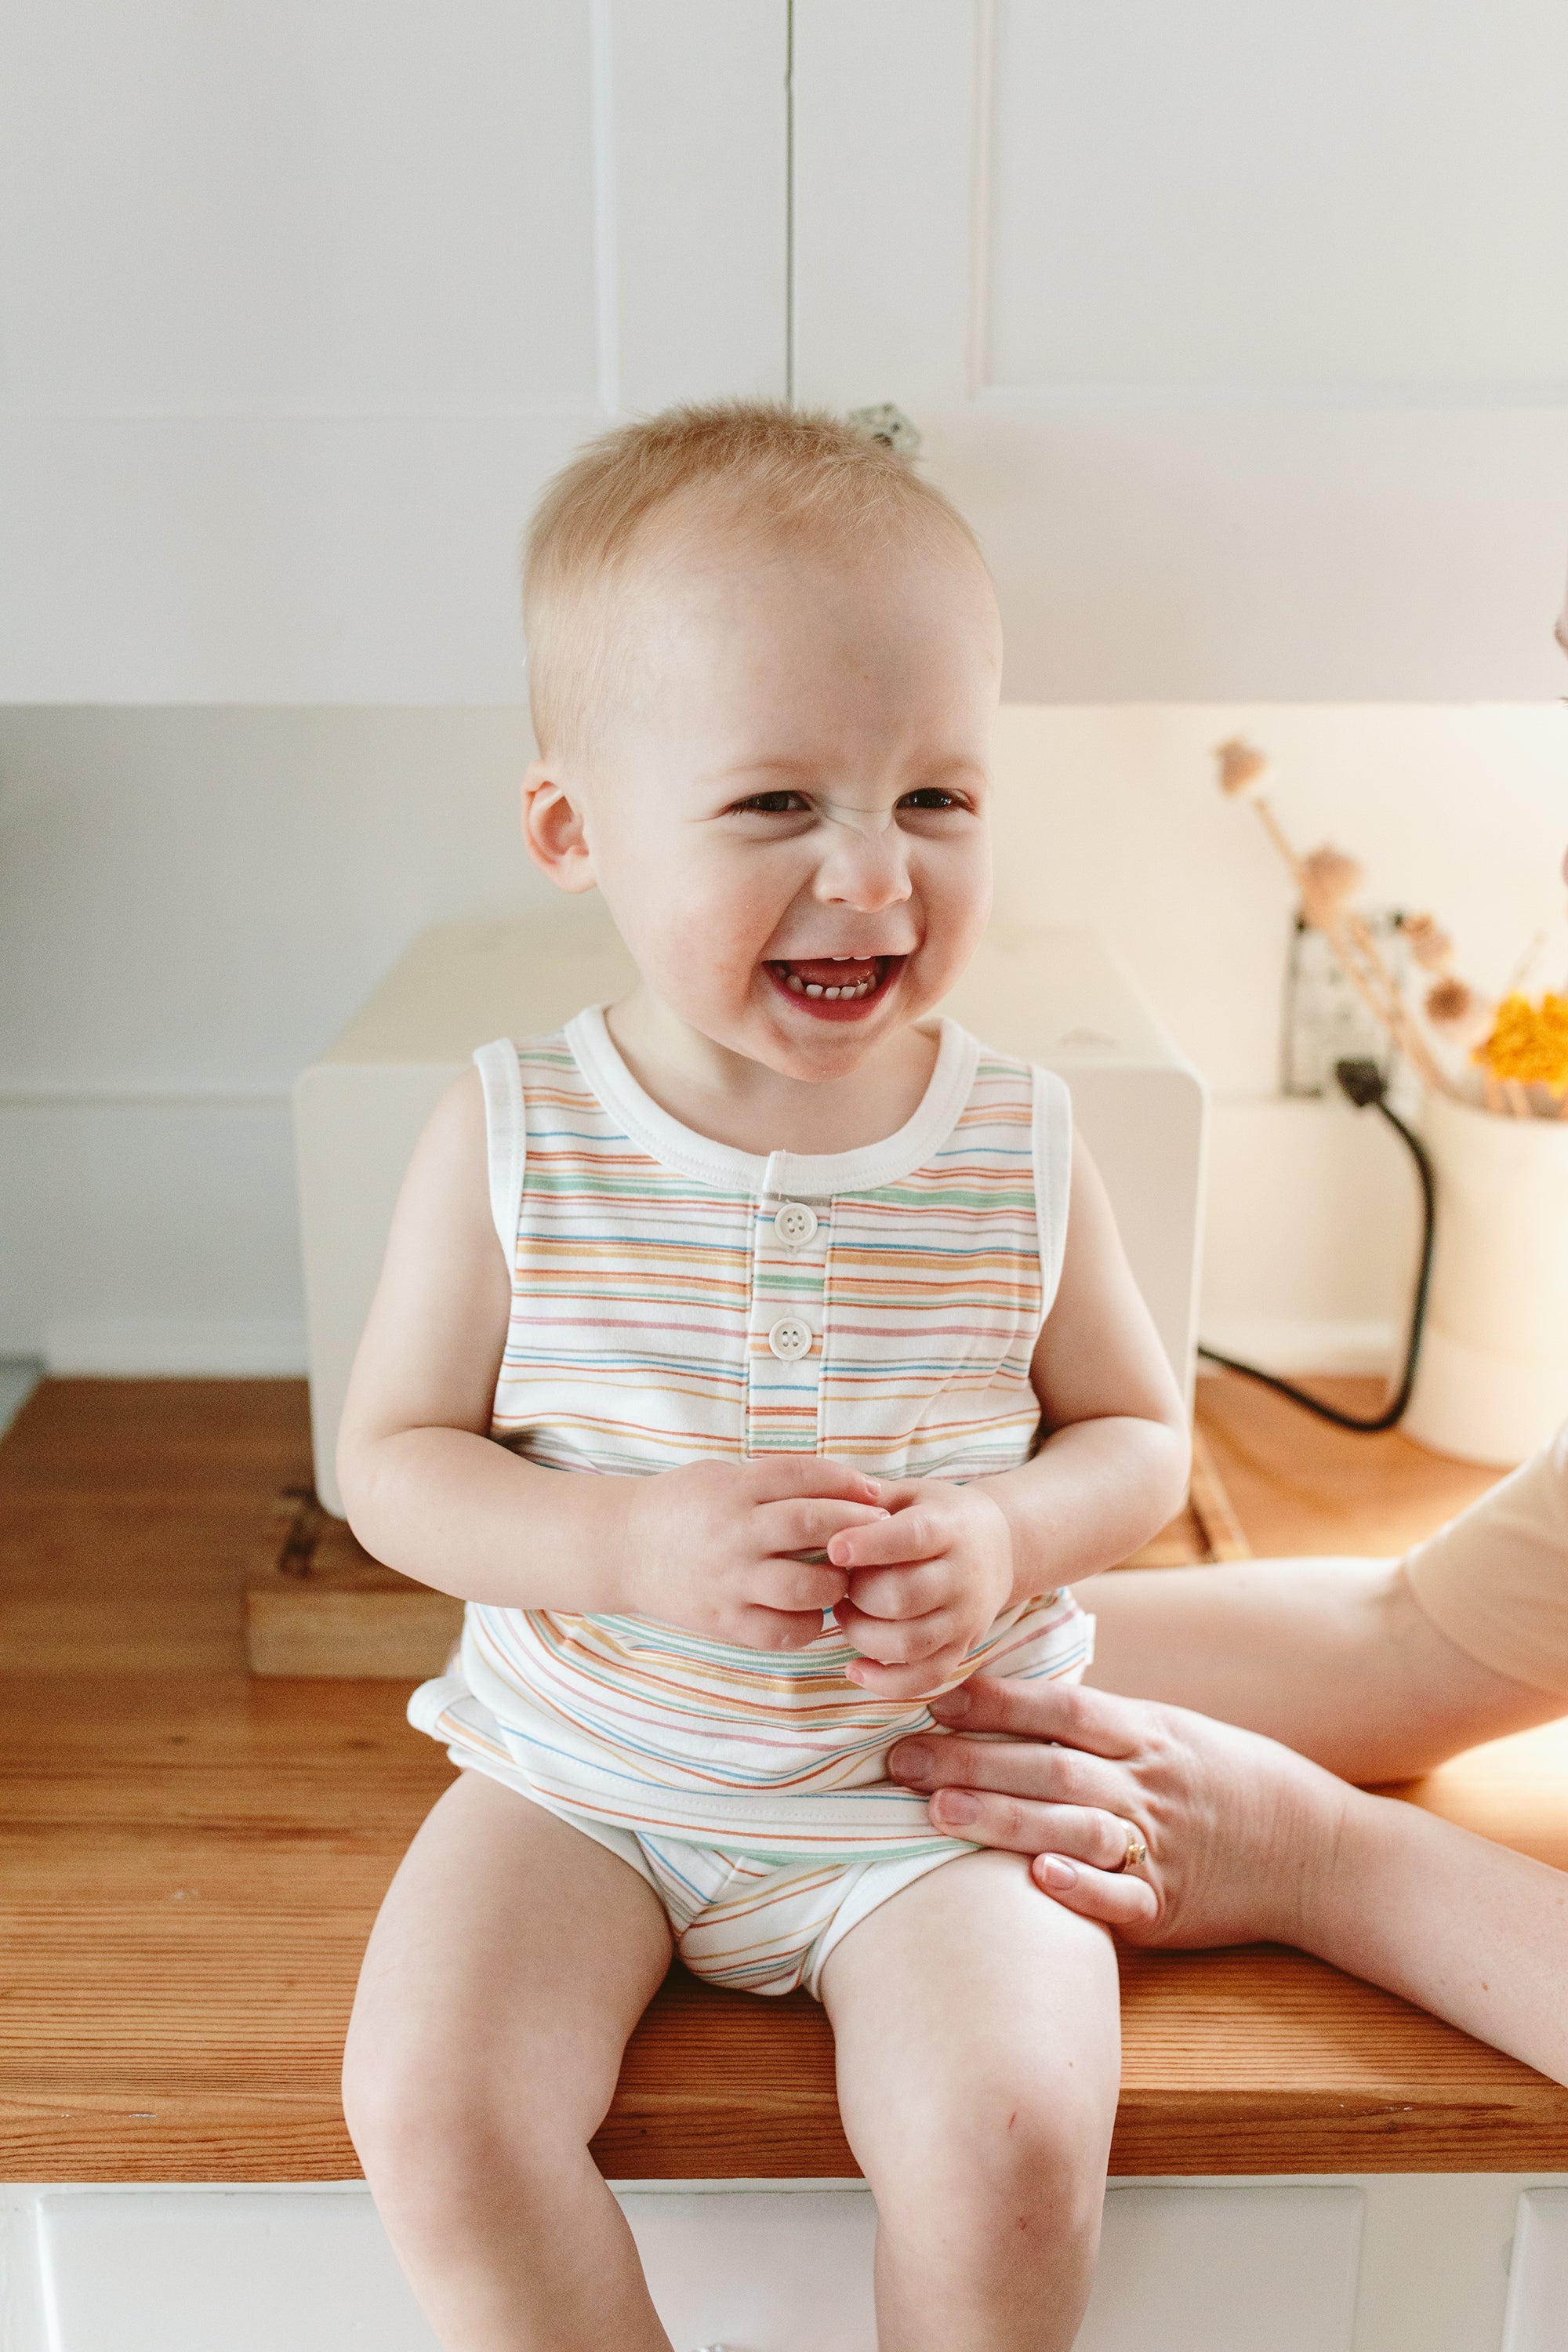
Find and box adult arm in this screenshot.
[888,1676,1568,2088]
[1080,1556,1563,1782]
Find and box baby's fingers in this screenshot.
[759,1497,887,1555]
[836,1599,956,1667]
[826,1504,939,1570]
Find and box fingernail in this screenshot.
[1038,1856,1077,1890]
[891,1740,931,1781]
[935,1790,978,1825]
[930,1685,971,1721]
[828,1539,850,1566]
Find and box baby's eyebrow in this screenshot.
[700,757,818,784]
[702,754,988,788]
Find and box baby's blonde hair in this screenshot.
[522,400,983,757]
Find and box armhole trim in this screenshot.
[1032,1065,1073,1323]
[472,1039,526,1272]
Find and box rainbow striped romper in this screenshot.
[408,1005,1091,1997]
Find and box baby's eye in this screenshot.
[897,787,973,816]
[731,790,811,815]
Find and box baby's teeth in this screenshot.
[823,985,841,998]
[786,973,805,993]
[805,982,824,996]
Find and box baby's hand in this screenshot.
[827,1479,1015,1700]
[623,1457,888,1650]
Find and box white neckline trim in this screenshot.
[563,1006,980,1197]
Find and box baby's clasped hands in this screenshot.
[622,1454,887,1650]
[829,1478,1016,1699]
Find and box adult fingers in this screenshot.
[887,1729,1129,1814]
[919,1784,1137,1873]
[758,1497,888,1555]
[836,1599,957,1667]
[1030,1853,1160,1932]
[927,1672,1146,1759]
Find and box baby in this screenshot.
[336,404,1189,2352]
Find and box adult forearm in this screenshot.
[1300,1791,1568,2087]
[985,1416,1191,1606]
[341,1427,635,1612]
[1081,1560,1564,1783]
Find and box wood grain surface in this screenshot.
[3,1376,1564,2183]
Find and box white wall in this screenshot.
[3,702,1564,1372]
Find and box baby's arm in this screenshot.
[336,1070,884,1634]
[833,1132,1189,1697]
[987,1129,1191,1588]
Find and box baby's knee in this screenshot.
[342,2038,579,2226]
[876,2079,1111,2270]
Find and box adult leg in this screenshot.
[821,1849,1120,2352]
[342,1769,673,2352]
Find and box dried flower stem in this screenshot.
[1338,912,1451,1094]
[1226,765,1460,1098]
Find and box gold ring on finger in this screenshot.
[1109,1823,1147,1875]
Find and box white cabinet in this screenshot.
[6,2176,1562,2352]
[5,0,1566,703]
[790,0,1568,701]
[0,2,788,701]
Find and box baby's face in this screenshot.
[539,519,1004,1083]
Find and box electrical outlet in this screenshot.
[1281,909,1407,1096]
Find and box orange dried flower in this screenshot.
[1473,993,1568,1091]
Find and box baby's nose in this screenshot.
[814,822,913,909]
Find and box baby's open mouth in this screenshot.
[763,953,903,1022]
[769,954,887,1001]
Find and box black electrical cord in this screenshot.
[1196,1058,1437,1434]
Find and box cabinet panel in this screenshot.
[1503,2190,1568,2352]
[792,0,1568,701]
[0,1,788,701]
[983,0,1568,394]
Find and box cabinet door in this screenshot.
[0,1,787,701]
[791,0,1568,700]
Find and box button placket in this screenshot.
[746,1165,829,1454]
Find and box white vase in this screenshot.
[1402,1088,1568,1466]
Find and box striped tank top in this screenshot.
[409,1005,1091,1860]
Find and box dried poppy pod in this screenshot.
[1402,912,1454,972]
[1214,738,1269,801]
[1424,975,1490,1044]
[1298,844,1365,929]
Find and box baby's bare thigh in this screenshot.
[343,1770,673,2143]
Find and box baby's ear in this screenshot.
[521,762,597,893]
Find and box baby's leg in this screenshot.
[820,1849,1120,2352]
[341,1769,674,2352]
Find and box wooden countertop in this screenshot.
[3,1377,1566,2180]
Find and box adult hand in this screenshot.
[887,1675,1351,1948]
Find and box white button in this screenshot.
[767,1316,814,1362]
[773,1200,818,1250]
